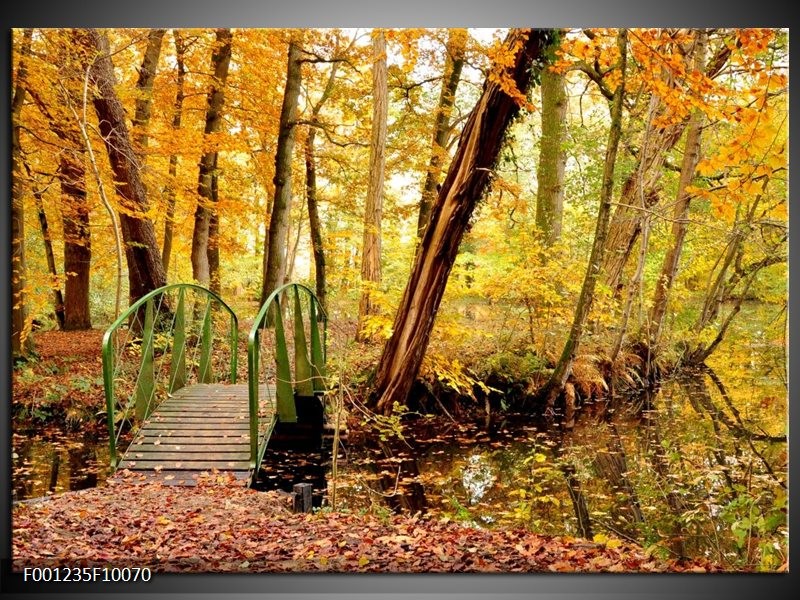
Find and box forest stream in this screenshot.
[12,338,786,570]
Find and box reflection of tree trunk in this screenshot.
[13,440,34,501]
[679,371,737,492]
[593,423,644,535]
[687,367,786,490]
[372,440,428,514]
[68,441,98,490]
[552,431,593,539]
[641,390,686,557]
[48,452,61,492]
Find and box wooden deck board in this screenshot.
[113,383,277,486]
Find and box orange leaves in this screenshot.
[12,482,719,572]
[485,30,536,110]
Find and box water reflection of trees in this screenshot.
[349,364,786,569]
[571,366,787,567]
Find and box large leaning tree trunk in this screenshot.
[191,28,232,288]
[371,29,558,415]
[84,29,167,303]
[416,28,467,241]
[535,62,567,245]
[356,29,389,341]
[261,39,303,304]
[540,29,628,407]
[162,30,186,275]
[11,28,34,357]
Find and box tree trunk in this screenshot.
[27,42,93,329]
[356,30,389,340]
[85,29,167,303]
[371,29,557,414]
[261,40,302,303]
[541,29,627,406]
[11,28,34,357]
[162,30,186,275]
[602,37,730,293]
[60,152,92,330]
[132,28,166,153]
[191,28,232,288]
[28,173,66,329]
[648,32,707,350]
[305,56,344,314]
[600,122,683,294]
[416,28,466,240]
[535,64,567,245]
[208,167,221,295]
[306,127,327,311]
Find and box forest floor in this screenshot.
[11,330,723,573]
[12,478,721,573]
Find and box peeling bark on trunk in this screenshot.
[541,29,627,406]
[416,28,466,241]
[85,29,167,302]
[371,29,557,414]
[11,28,34,357]
[262,40,302,303]
[192,29,232,288]
[357,30,389,339]
[162,30,186,275]
[535,65,567,245]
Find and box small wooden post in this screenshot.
[292,482,313,513]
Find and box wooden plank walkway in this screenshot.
[115,383,277,486]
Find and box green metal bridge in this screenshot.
[101,282,326,487]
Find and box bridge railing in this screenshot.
[102,283,239,468]
[248,283,327,468]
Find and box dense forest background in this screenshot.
[10,28,787,571]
